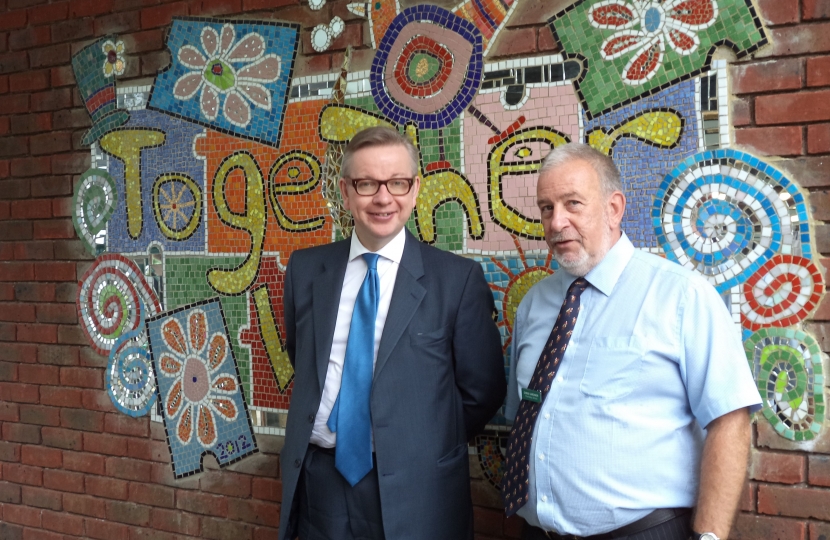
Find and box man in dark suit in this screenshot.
[278,126,506,540]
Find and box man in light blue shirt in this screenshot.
[504,144,761,540]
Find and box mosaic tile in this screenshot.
[73,168,118,255]
[347,0,400,49]
[453,0,517,55]
[549,0,766,118]
[71,35,130,145]
[745,328,824,441]
[475,432,509,489]
[310,16,344,53]
[584,78,700,247]
[147,298,258,477]
[106,301,157,417]
[148,18,299,147]
[652,149,810,293]
[740,255,823,331]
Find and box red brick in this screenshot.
[152,463,199,489]
[28,2,68,25]
[0,481,23,504]
[0,382,39,403]
[0,95,28,116]
[42,468,84,494]
[0,136,28,158]
[21,445,61,469]
[82,388,117,412]
[811,521,830,540]
[51,18,93,43]
[251,477,281,502]
[0,440,21,462]
[41,426,82,450]
[2,422,40,443]
[0,10,27,31]
[17,322,58,343]
[757,0,801,24]
[19,404,61,427]
[33,219,75,239]
[129,482,175,508]
[241,0,297,9]
[94,11,141,35]
[51,197,74,219]
[537,26,557,53]
[0,359,19,380]
[131,527,189,540]
[40,385,82,408]
[61,408,104,432]
[758,484,830,520]
[141,49,171,75]
[31,132,71,155]
[227,498,280,528]
[41,508,84,535]
[191,0,241,15]
[62,493,105,518]
[0,51,28,76]
[36,304,76,324]
[11,157,51,177]
[808,123,830,154]
[127,438,170,463]
[106,499,151,526]
[0,283,13,301]
[11,200,51,220]
[14,283,55,303]
[141,2,188,29]
[50,65,74,87]
[769,22,830,56]
[8,25,50,50]
[177,490,228,517]
[54,282,77,304]
[2,501,41,525]
[21,485,62,510]
[809,56,830,88]
[0,302,34,322]
[488,26,537,58]
[105,456,152,482]
[29,89,71,112]
[51,153,89,175]
[9,69,49,92]
[78,347,106,369]
[735,125,804,156]
[85,517,132,540]
[62,450,105,475]
[3,462,43,486]
[731,57,803,93]
[805,0,830,19]
[150,507,200,535]
[37,345,79,368]
[29,44,69,69]
[201,516,254,540]
[69,0,113,17]
[750,452,806,485]
[84,432,128,456]
[809,454,830,486]
[15,241,55,260]
[0,262,34,281]
[86,475,128,500]
[200,470,252,498]
[0,321,16,341]
[58,324,89,346]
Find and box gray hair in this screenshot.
[341,126,420,178]
[539,143,623,198]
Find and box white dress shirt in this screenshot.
[309,229,406,447]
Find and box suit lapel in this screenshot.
[312,240,350,393]
[374,231,425,381]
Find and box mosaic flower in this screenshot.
[173,24,281,128]
[102,40,126,77]
[590,0,718,85]
[157,309,240,448]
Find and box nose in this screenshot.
[372,183,394,204]
[546,207,570,233]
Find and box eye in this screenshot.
[514,146,532,159]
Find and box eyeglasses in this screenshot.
[348,177,415,196]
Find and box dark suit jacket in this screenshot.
[278,231,506,540]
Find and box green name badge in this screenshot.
[521,388,541,403]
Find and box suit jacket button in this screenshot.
[308,414,315,423]
[294,459,301,468]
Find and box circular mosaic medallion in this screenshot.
[106,314,156,417]
[653,150,811,292]
[73,168,117,255]
[78,254,162,356]
[475,434,507,490]
[745,328,824,441]
[741,255,823,331]
[370,5,483,128]
[152,173,202,241]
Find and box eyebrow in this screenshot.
[537,191,582,205]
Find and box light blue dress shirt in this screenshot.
[505,233,761,536]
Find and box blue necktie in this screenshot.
[327,252,380,486]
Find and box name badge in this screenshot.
[521,388,541,403]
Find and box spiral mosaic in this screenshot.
[106,304,157,418]
[73,168,118,255]
[741,255,823,332]
[745,328,825,441]
[652,149,810,293]
[77,254,162,356]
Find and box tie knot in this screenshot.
[568,277,589,297]
[362,253,380,271]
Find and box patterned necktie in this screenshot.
[502,277,589,516]
[327,253,380,486]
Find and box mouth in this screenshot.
[370,211,396,219]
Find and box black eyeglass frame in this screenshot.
[346,177,417,196]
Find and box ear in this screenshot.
[339,178,351,211]
[410,175,421,201]
[606,191,626,229]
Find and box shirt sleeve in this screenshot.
[679,277,762,428]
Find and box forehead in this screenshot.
[537,159,601,198]
[349,143,412,170]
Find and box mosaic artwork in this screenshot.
[147,299,258,477]
[69,3,824,479]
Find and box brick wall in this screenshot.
[0,1,828,539]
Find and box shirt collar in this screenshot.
[348,227,407,264]
[562,232,633,297]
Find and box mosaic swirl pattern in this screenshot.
[106,304,156,418]
[741,255,823,331]
[370,5,483,129]
[653,150,810,292]
[73,168,118,255]
[745,328,824,441]
[475,433,507,489]
[77,254,162,356]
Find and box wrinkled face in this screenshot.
[536,159,624,276]
[339,144,420,252]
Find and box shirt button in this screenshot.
[544,413,550,420]
[538,453,545,461]
[541,495,548,502]
[308,414,315,423]
[294,459,302,468]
